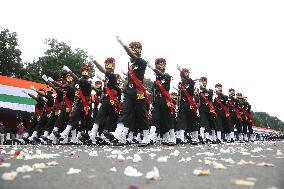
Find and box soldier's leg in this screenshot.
[59,101,84,139]
[22,116,38,139]
[188,110,199,144]
[149,101,160,143]
[29,113,48,141]
[199,111,210,142]
[176,106,187,144]
[135,98,149,146]
[105,93,134,143]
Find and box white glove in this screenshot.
[42,75,48,82]
[116,36,125,46]
[30,86,36,91]
[48,77,54,82]
[89,55,94,61]
[177,64,181,71]
[96,74,103,80]
[147,62,154,70]
[63,65,71,72]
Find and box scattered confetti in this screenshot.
[149,153,156,158]
[276,150,283,156]
[117,154,125,160]
[145,166,160,180]
[33,163,47,169]
[124,166,143,177]
[157,156,168,163]
[111,150,123,155]
[0,163,11,168]
[133,154,142,162]
[170,150,180,156]
[47,161,59,166]
[212,161,226,169]
[67,168,81,175]
[89,151,98,157]
[221,158,235,164]
[22,175,31,179]
[2,171,18,181]
[231,179,255,186]
[251,147,263,153]
[204,159,212,165]
[16,165,34,173]
[193,169,210,176]
[220,148,231,154]
[256,162,274,167]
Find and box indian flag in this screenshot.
[0,75,47,112]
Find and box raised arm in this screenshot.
[63,66,79,81]
[22,89,38,100]
[116,36,138,61]
[28,93,37,100]
[92,59,106,74]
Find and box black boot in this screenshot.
[103,131,116,142]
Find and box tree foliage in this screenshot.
[0,27,23,77]
[252,112,284,131]
[24,38,93,82]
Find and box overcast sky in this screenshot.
[1,0,284,121]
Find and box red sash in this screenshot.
[105,86,119,113]
[79,88,91,116]
[179,83,198,113]
[156,80,175,114]
[228,101,242,121]
[45,103,52,114]
[129,67,151,105]
[35,106,43,117]
[244,111,254,124]
[199,92,216,116]
[54,98,61,111]
[215,97,230,117]
[93,94,99,105]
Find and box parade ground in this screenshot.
[0,141,283,189]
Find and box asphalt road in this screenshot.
[0,141,284,189]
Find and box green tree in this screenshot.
[252,112,284,131]
[0,27,23,77]
[144,78,153,92]
[25,38,93,82]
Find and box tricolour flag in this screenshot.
[0,75,47,113]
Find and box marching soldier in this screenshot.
[34,76,65,142]
[243,97,254,142]
[45,73,75,144]
[149,58,176,146]
[198,77,219,143]
[237,93,254,142]
[54,65,93,142]
[214,83,233,143]
[104,37,150,147]
[84,57,121,144]
[21,88,46,143]
[175,68,199,145]
[28,86,54,142]
[228,88,242,142]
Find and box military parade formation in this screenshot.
[17,37,256,147]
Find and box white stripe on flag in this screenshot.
[0,101,35,112]
[0,84,37,98]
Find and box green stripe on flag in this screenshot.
[0,94,36,105]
